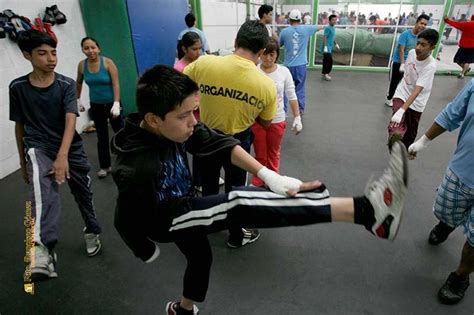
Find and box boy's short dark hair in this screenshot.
[258,4,273,19]
[235,20,269,54]
[416,14,430,23]
[18,30,57,53]
[136,65,199,120]
[329,14,337,21]
[417,28,439,46]
[185,13,196,27]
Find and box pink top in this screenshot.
[173,59,188,72]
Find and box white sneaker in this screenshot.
[384,99,393,107]
[218,177,225,185]
[97,167,112,179]
[28,244,58,282]
[365,141,408,241]
[84,227,102,257]
[322,74,332,81]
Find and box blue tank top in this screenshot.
[83,56,114,103]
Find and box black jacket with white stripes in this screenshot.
[111,113,240,261]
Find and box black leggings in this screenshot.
[90,102,124,169]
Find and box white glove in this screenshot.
[77,99,85,112]
[257,166,302,196]
[399,63,405,73]
[335,43,340,50]
[291,116,303,134]
[111,101,121,117]
[408,135,431,158]
[323,46,328,53]
[391,108,405,124]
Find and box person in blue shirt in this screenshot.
[279,9,318,114]
[385,14,429,107]
[408,79,474,305]
[321,14,339,81]
[177,13,210,55]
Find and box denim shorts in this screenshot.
[433,168,474,246]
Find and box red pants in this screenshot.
[251,121,287,187]
[387,98,422,149]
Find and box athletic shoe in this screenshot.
[83,227,102,257]
[428,221,455,245]
[166,301,199,314]
[438,272,470,305]
[28,244,58,282]
[322,74,332,81]
[97,166,112,179]
[227,228,260,248]
[457,72,464,79]
[50,5,67,24]
[364,141,408,241]
[384,99,393,107]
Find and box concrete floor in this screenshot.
[1,72,473,314]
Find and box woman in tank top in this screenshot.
[76,37,123,178]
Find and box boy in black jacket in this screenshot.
[112,65,409,315]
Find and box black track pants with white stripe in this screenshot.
[167,186,332,302]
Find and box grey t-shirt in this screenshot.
[9,73,83,154]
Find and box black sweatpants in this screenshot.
[165,186,332,302]
[387,62,403,100]
[90,102,124,169]
[322,53,333,75]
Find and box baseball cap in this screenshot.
[289,9,302,21]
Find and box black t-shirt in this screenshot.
[9,73,83,154]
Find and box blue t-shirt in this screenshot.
[322,25,336,53]
[279,25,318,67]
[155,144,192,202]
[435,79,474,188]
[392,29,417,63]
[9,73,83,154]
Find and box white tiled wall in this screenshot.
[0,0,90,179]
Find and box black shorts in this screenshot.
[453,47,474,64]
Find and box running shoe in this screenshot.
[364,141,408,240]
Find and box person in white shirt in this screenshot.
[251,38,302,187]
[387,29,439,150]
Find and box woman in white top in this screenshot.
[251,38,303,187]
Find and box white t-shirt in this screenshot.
[393,49,436,112]
[258,64,297,123]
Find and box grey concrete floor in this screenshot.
[1,72,473,314]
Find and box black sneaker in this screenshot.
[227,228,260,248]
[438,272,470,305]
[165,301,199,315]
[43,6,55,25]
[428,221,455,245]
[50,5,67,24]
